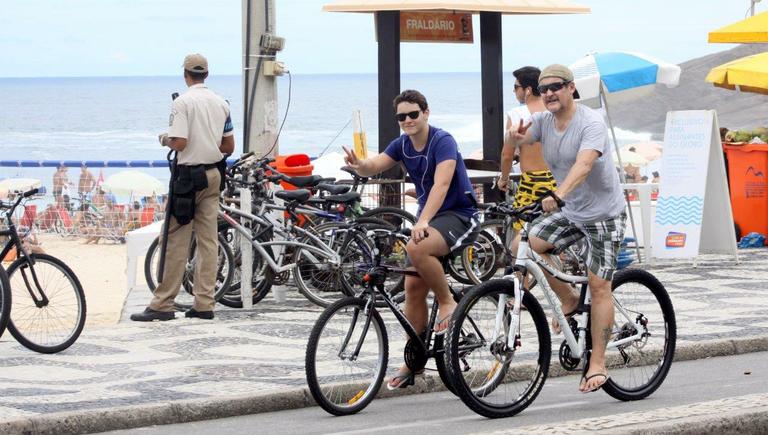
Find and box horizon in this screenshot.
[1,0,757,78]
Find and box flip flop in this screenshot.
[551,310,577,335]
[386,369,422,391]
[433,312,453,336]
[580,372,609,393]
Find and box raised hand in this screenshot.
[504,119,532,146]
[342,146,361,170]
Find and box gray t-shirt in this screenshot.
[529,104,624,224]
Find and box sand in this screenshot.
[23,234,129,327]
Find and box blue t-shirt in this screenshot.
[384,126,477,218]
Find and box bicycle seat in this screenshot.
[317,183,351,195]
[283,175,324,188]
[275,189,312,203]
[341,166,367,181]
[324,191,361,204]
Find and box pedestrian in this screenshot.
[498,66,558,257]
[507,64,626,393]
[78,164,96,199]
[343,89,479,390]
[52,165,70,207]
[131,53,234,322]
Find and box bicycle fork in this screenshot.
[19,259,49,308]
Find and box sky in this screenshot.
[0,0,760,78]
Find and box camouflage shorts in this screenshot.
[528,211,627,281]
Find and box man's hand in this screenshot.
[541,196,560,213]
[342,146,361,171]
[497,177,510,192]
[504,119,532,146]
[158,133,171,147]
[412,221,430,244]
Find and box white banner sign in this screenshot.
[652,110,737,260]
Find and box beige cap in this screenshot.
[539,64,580,99]
[183,53,208,73]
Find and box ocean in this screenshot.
[0,73,653,191]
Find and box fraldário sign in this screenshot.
[399,12,473,43]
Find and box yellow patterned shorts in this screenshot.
[512,170,558,230]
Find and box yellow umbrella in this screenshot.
[709,11,768,43]
[705,51,768,95]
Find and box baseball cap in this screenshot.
[539,64,580,99]
[183,53,208,73]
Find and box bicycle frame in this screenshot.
[501,224,647,359]
[219,203,342,275]
[0,200,48,307]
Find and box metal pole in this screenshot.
[480,12,504,203]
[600,82,643,263]
[242,0,278,156]
[376,11,402,209]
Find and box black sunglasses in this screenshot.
[395,111,420,122]
[537,81,570,95]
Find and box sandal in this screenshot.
[579,372,609,393]
[434,312,453,336]
[551,309,577,335]
[386,368,421,391]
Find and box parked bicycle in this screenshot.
[445,194,676,418]
[0,188,87,353]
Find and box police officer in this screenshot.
[131,53,234,321]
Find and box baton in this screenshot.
[157,92,179,283]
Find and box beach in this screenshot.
[27,234,128,327]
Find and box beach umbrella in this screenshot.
[621,142,662,161]
[614,149,648,166]
[102,171,167,196]
[570,51,682,104]
[0,178,42,195]
[709,10,768,43]
[705,51,768,95]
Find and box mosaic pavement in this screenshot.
[0,250,767,421]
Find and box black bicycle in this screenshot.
[304,226,488,416]
[0,188,86,353]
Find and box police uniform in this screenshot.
[142,54,233,318]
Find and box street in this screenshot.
[102,351,768,434]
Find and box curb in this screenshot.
[2,335,767,435]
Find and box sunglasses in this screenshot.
[395,111,420,122]
[537,81,570,95]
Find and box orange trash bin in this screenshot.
[723,143,768,243]
[272,154,313,190]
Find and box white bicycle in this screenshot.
[446,194,676,418]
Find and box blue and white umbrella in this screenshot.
[570,51,681,102]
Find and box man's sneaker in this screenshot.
[130,308,175,322]
[185,308,214,320]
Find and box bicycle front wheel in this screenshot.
[446,279,550,419]
[7,254,86,353]
[0,266,11,338]
[602,268,676,401]
[306,297,389,416]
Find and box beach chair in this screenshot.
[140,207,154,227]
[20,204,37,229]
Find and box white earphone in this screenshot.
[401,129,438,202]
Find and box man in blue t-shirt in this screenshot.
[343,89,479,390]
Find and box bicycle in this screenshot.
[304,226,481,416]
[0,188,87,353]
[445,194,676,418]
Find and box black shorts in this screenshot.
[430,211,480,253]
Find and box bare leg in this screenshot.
[580,272,613,392]
[405,227,452,329]
[529,235,579,313]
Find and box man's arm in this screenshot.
[220,135,235,154]
[412,159,455,242]
[541,149,599,212]
[167,137,187,152]
[342,146,397,177]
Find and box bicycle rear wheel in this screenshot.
[306,297,388,416]
[602,268,676,401]
[144,233,233,310]
[446,279,550,419]
[0,266,10,338]
[7,254,86,353]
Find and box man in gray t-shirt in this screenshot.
[507,64,627,394]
